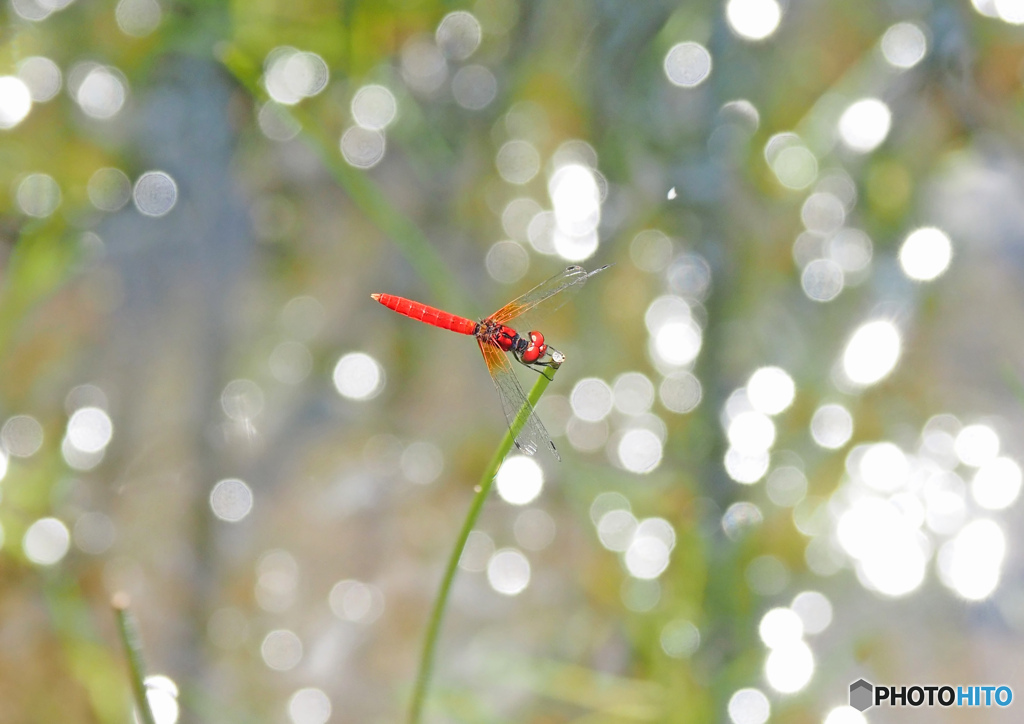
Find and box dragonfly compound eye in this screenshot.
[520,330,547,363]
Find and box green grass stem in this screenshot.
[407,366,560,724]
[112,593,157,724]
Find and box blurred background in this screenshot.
[2,0,1024,722]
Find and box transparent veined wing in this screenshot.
[477,338,559,460]
[488,264,610,326]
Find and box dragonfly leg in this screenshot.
[515,345,564,381]
[516,364,554,381]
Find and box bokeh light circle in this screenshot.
[746,367,795,415]
[0,76,33,129]
[487,548,531,595]
[401,37,448,94]
[76,66,127,119]
[23,517,71,565]
[571,377,614,421]
[496,455,544,505]
[329,579,385,623]
[340,127,386,168]
[143,675,179,724]
[663,42,712,88]
[133,171,178,217]
[16,173,61,217]
[210,478,254,522]
[661,619,701,658]
[618,428,663,474]
[351,84,397,130]
[258,102,301,141]
[436,11,482,60]
[955,424,1000,467]
[837,496,928,597]
[659,371,702,413]
[652,320,702,366]
[727,688,770,724]
[827,228,873,273]
[764,641,814,693]
[624,534,671,579]
[758,607,803,648]
[899,227,952,281]
[727,411,775,455]
[772,145,818,189]
[766,466,807,506]
[333,352,384,400]
[88,167,131,211]
[801,259,844,302]
[66,406,113,453]
[791,591,833,634]
[597,508,637,551]
[264,48,329,104]
[496,140,541,185]
[824,706,868,724]
[613,372,655,415]
[452,65,497,110]
[116,0,162,37]
[971,457,1022,510]
[838,98,892,153]
[17,57,61,102]
[810,404,853,449]
[261,629,303,671]
[288,687,332,724]
[2,415,44,457]
[937,519,1005,600]
[726,0,782,41]
[842,320,901,386]
[882,22,927,68]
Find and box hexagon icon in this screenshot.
[849,678,873,711]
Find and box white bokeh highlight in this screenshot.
[727,688,770,724]
[664,42,712,88]
[495,455,544,505]
[487,548,531,595]
[726,0,782,41]
[746,367,795,415]
[333,352,384,400]
[23,518,71,565]
[209,479,254,522]
[838,98,892,153]
[937,519,1005,601]
[842,320,901,386]
[0,76,33,129]
[881,22,928,69]
[899,227,952,281]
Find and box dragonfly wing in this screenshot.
[489,264,609,326]
[478,338,559,460]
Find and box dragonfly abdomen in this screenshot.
[371,293,478,335]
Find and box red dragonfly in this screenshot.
[371,265,609,460]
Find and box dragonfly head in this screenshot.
[519,331,547,364]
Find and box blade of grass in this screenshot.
[112,592,157,724]
[407,365,561,724]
